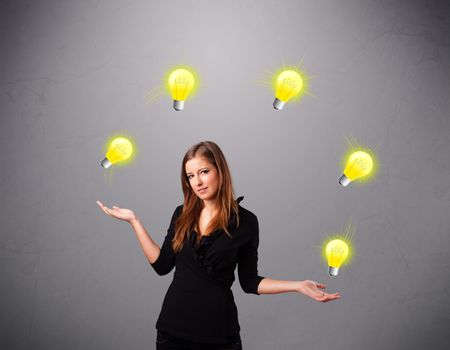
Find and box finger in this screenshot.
[315,290,339,301]
[318,295,329,302]
[107,207,123,218]
[98,201,111,213]
[324,295,340,302]
[316,283,327,289]
[313,291,327,300]
[105,207,116,214]
[317,295,328,302]
[322,294,341,302]
[325,293,341,298]
[322,298,339,303]
[96,200,104,208]
[102,207,114,217]
[112,206,119,210]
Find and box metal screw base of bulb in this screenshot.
[101,158,112,169]
[328,266,339,277]
[338,174,351,187]
[173,100,185,111]
[273,98,285,110]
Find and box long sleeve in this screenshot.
[150,206,182,275]
[238,214,265,294]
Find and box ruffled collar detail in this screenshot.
[189,196,244,274]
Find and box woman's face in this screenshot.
[185,156,220,201]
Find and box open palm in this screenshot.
[299,280,340,302]
[96,200,136,223]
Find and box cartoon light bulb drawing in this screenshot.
[325,239,349,276]
[101,137,133,168]
[339,150,373,186]
[273,69,303,110]
[167,68,195,111]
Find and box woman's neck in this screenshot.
[202,199,219,217]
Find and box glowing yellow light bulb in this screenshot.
[325,239,349,276]
[167,68,195,111]
[339,151,373,186]
[273,69,303,110]
[101,137,133,168]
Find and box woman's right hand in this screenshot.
[96,200,138,224]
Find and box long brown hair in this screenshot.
[172,141,239,253]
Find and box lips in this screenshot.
[198,187,208,193]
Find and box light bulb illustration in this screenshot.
[273,69,303,110]
[339,150,374,186]
[101,137,133,168]
[325,239,349,276]
[167,68,195,111]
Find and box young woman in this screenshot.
[97,141,340,350]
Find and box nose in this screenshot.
[195,176,203,187]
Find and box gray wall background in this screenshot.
[1,0,449,349]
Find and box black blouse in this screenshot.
[150,197,265,344]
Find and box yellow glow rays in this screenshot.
[321,220,356,277]
[101,134,137,169]
[339,136,378,186]
[145,85,165,105]
[256,59,312,110]
[165,66,200,111]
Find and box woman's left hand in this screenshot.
[297,280,341,302]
